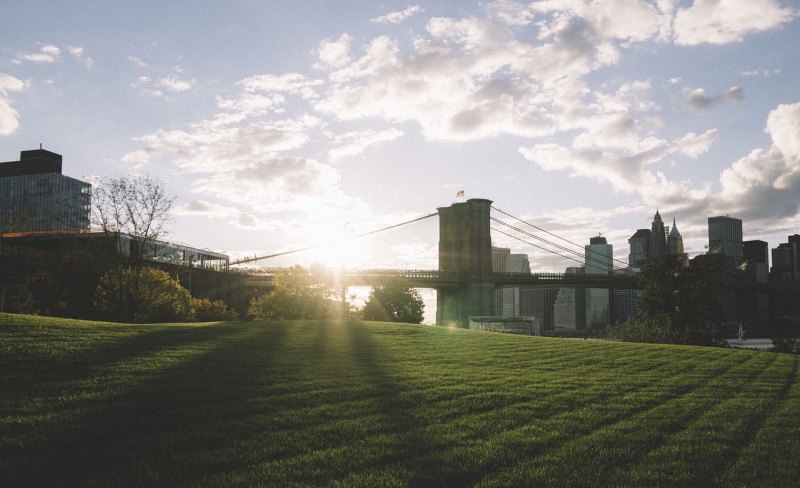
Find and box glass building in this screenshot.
[0,149,91,235]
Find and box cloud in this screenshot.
[371,5,422,24]
[159,74,193,92]
[128,56,148,67]
[15,44,61,63]
[0,73,25,135]
[315,34,354,69]
[740,69,782,77]
[485,0,535,27]
[716,102,800,225]
[172,200,275,230]
[518,129,718,192]
[673,0,796,45]
[68,46,93,68]
[133,72,194,96]
[328,128,404,161]
[683,86,745,112]
[237,73,323,99]
[725,86,745,101]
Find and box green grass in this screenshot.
[1,313,798,487]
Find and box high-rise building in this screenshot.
[628,229,650,269]
[553,266,586,332]
[0,149,91,234]
[708,216,743,265]
[770,235,800,283]
[741,240,770,320]
[667,218,688,266]
[491,246,532,316]
[585,236,611,329]
[649,210,667,259]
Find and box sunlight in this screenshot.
[305,222,371,270]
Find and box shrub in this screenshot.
[191,298,238,322]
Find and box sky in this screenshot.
[2,0,800,275]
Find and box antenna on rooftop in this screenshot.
[39,143,42,149]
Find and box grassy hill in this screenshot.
[1,313,798,487]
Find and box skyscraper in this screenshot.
[585,236,612,329]
[628,229,650,269]
[649,210,667,258]
[667,218,688,266]
[708,216,743,265]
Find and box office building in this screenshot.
[492,246,531,316]
[553,266,586,332]
[649,210,667,259]
[585,236,611,329]
[708,216,743,265]
[770,235,799,283]
[0,149,91,234]
[628,229,650,269]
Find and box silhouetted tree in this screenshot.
[362,279,424,324]
[247,266,336,320]
[635,252,732,345]
[91,174,175,321]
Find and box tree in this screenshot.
[94,267,193,323]
[362,279,424,324]
[635,252,732,344]
[192,298,239,322]
[91,174,175,321]
[247,266,336,320]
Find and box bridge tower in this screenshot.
[436,198,495,326]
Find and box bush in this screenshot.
[94,267,194,323]
[605,314,686,344]
[191,298,238,322]
[0,284,36,314]
[769,317,800,354]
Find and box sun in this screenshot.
[306,223,371,270]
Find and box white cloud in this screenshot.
[485,0,535,27]
[718,102,800,220]
[16,44,61,63]
[315,34,354,69]
[673,0,796,45]
[0,73,25,135]
[328,128,404,161]
[518,129,717,192]
[159,74,193,92]
[237,73,323,99]
[68,46,93,68]
[371,5,422,24]
[128,56,147,67]
[172,200,275,230]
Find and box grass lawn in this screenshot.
[1,313,798,487]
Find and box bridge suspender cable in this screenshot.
[491,206,632,271]
[490,218,628,273]
[231,212,438,265]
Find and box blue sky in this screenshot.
[1,0,799,270]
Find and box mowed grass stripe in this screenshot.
[2,315,798,487]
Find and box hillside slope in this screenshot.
[1,314,798,487]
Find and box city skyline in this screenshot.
[1,1,799,268]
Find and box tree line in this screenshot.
[1,174,424,324]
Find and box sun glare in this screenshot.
[306,223,372,270]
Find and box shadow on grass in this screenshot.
[1,322,291,488]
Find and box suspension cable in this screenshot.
[491,205,632,270]
[231,212,438,265]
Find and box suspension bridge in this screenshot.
[233,198,640,326]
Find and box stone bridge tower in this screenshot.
[436,198,495,326]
